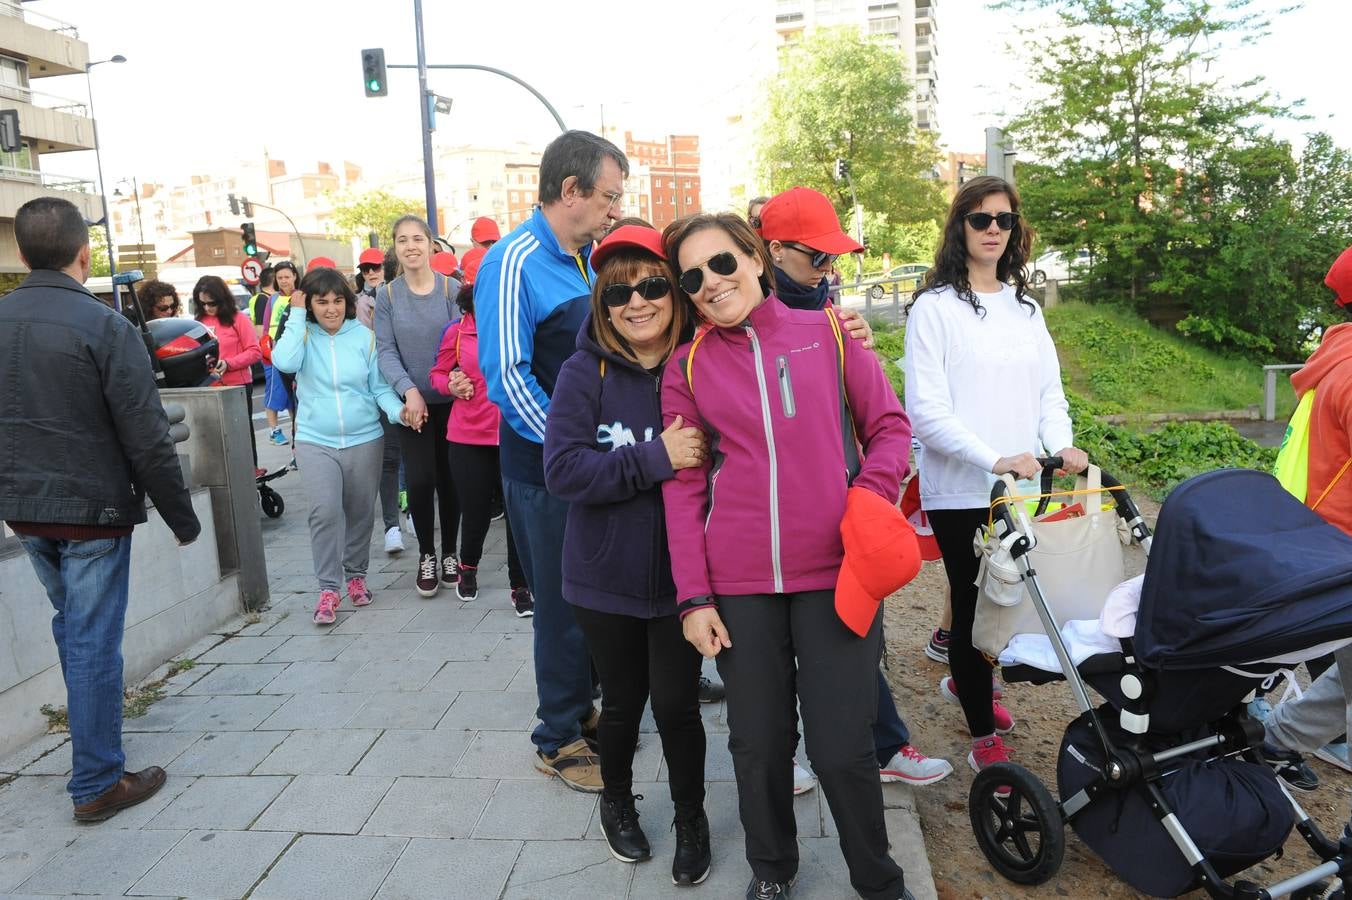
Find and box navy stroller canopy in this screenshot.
[1136,468,1352,669]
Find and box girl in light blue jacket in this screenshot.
[273,267,412,624]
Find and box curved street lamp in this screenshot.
[85,55,126,309]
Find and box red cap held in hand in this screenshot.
[835,486,922,637]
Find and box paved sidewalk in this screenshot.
[0,435,936,900]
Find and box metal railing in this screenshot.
[0,82,89,117]
[0,164,94,192]
[0,0,79,35]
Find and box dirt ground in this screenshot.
[880,495,1352,899]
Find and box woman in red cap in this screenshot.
[661,212,915,900]
[903,175,1087,779]
[542,223,712,884]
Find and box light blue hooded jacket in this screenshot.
[272,315,404,449]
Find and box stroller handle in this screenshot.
[988,460,1151,556]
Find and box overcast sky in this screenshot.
[29,0,1351,195]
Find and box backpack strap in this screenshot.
[825,309,861,485]
[682,329,711,394]
[599,358,606,380]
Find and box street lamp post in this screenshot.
[114,176,145,268]
[85,55,126,311]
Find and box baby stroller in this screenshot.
[969,462,1352,899]
[257,467,286,518]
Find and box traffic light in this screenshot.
[0,109,20,153]
[361,48,388,98]
[227,193,239,215]
[834,158,851,181]
[242,196,254,217]
[241,222,258,257]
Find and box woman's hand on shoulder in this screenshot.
[1053,446,1089,475]
[661,415,706,470]
[682,607,731,658]
[836,307,873,349]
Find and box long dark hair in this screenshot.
[191,276,238,325]
[910,175,1035,317]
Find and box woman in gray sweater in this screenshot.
[374,215,462,597]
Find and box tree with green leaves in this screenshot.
[754,26,944,257]
[89,226,111,277]
[329,189,424,244]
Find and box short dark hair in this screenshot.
[382,247,398,283]
[258,266,276,291]
[15,197,89,271]
[538,130,629,206]
[300,267,357,323]
[191,275,240,325]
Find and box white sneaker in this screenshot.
[880,744,954,786]
[384,526,405,555]
[792,761,817,795]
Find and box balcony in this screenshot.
[0,83,94,153]
[915,4,934,23]
[0,165,101,226]
[0,2,88,78]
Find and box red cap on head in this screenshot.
[460,247,486,286]
[834,486,922,636]
[430,251,459,276]
[1327,245,1352,307]
[591,224,665,271]
[306,256,337,273]
[759,187,865,255]
[470,217,501,245]
[358,248,384,267]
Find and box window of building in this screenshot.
[212,247,224,258]
[869,16,900,35]
[0,142,33,172]
[655,195,662,205]
[684,179,692,189]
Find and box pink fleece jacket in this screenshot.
[198,313,261,386]
[661,295,912,608]
[429,313,500,445]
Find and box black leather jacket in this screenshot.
[0,270,200,541]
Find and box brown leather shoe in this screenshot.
[72,766,167,822]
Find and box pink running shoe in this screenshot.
[346,577,372,607]
[968,735,1013,797]
[940,676,1015,734]
[313,589,340,625]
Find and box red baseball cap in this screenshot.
[835,486,922,637]
[358,248,384,267]
[591,224,665,271]
[1327,245,1352,307]
[460,247,486,286]
[759,187,865,255]
[430,251,459,276]
[306,256,337,272]
[470,217,501,245]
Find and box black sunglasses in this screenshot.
[678,251,739,295]
[785,243,836,269]
[963,211,1019,231]
[600,275,671,308]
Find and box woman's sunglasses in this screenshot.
[963,211,1019,231]
[600,275,670,308]
[678,251,739,295]
[785,243,836,269]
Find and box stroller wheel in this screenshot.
[969,762,1065,885]
[260,486,285,519]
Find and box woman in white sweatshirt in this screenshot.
[902,175,1087,777]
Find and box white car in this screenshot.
[1030,249,1090,286]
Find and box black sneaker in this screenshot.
[697,675,726,704]
[747,876,796,899]
[512,586,534,618]
[441,553,459,587]
[490,495,505,522]
[456,564,478,601]
[1261,742,1320,792]
[415,553,439,598]
[672,806,711,885]
[925,627,951,664]
[600,793,651,863]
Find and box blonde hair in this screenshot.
[589,249,687,366]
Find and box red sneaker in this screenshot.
[941,676,1014,733]
[346,576,372,607]
[969,735,1013,797]
[312,589,340,625]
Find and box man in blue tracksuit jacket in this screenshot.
[477,130,629,791]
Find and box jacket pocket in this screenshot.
[776,355,796,418]
[580,516,619,568]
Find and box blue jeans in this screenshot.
[19,534,133,805]
[501,477,593,753]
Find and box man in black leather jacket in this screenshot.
[0,197,200,822]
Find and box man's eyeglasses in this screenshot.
[963,211,1019,231]
[784,243,836,270]
[600,275,671,308]
[678,251,740,295]
[597,189,623,211]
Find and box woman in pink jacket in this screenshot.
[193,275,262,469]
[430,248,530,612]
[660,213,915,900]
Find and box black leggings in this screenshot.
[570,605,705,808]
[928,507,997,737]
[447,441,524,587]
[399,402,459,558]
[244,384,258,467]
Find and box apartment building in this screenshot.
[0,1,98,278]
[604,130,703,231]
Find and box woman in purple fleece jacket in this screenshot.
[661,213,915,900]
[543,225,712,885]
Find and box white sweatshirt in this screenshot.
[903,283,1074,510]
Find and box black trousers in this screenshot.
[716,590,906,900]
[928,507,997,737]
[243,384,258,467]
[398,402,459,558]
[571,604,705,807]
[447,440,524,587]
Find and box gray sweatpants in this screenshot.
[296,438,384,592]
[1265,643,1352,754]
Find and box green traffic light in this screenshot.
[244,243,258,256]
[368,80,382,92]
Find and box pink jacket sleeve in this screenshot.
[841,325,912,503]
[429,322,461,396]
[225,316,262,371]
[660,355,715,609]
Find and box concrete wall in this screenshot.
[0,490,240,757]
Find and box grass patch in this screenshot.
[38,657,196,733]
